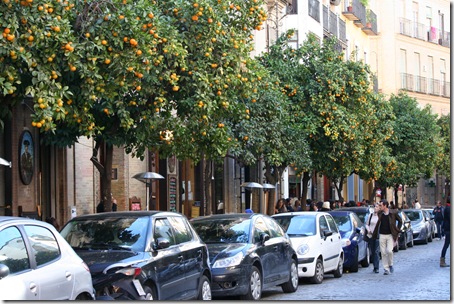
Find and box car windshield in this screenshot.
[60,216,149,252]
[192,218,251,243]
[274,216,316,236]
[404,211,422,222]
[331,215,352,233]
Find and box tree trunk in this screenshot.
[204,158,213,215]
[394,184,399,208]
[335,176,345,202]
[301,171,311,205]
[91,139,113,212]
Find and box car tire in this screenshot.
[422,230,428,244]
[241,266,262,300]
[428,231,433,242]
[360,246,370,267]
[332,254,343,278]
[197,275,212,300]
[349,248,359,273]
[310,258,324,284]
[143,285,157,300]
[281,259,298,293]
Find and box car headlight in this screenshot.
[212,251,244,269]
[342,239,351,247]
[297,244,309,256]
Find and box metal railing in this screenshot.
[401,73,450,98]
[399,18,450,48]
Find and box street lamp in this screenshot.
[240,182,263,213]
[133,172,164,211]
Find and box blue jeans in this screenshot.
[436,221,443,238]
[368,238,380,270]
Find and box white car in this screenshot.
[0,216,95,300]
[272,212,344,284]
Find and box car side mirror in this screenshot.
[323,230,333,240]
[355,227,362,234]
[153,237,170,251]
[260,233,270,244]
[0,264,10,280]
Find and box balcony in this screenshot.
[401,73,450,98]
[399,18,450,48]
[323,5,347,44]
[362,9,378,35]
[342,0,366,22]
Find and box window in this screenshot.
[326,216,339,233]
[264,217,285,238]
[24,225,60,267]
[319,216,329,238]
[0,227,30,274]
[168,216,192,244]
[253,217,270,243]
[154,218,176,246]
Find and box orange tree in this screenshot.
[436,113,450,201]
[0,0,267,211]
[376,92,442,206]
[258,32,394,202]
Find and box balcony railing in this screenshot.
[323,5,346,44]
[399,18,450,48]
[362,9,378,35]
[401,73,450,98]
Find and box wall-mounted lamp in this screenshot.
[0,157,11,168]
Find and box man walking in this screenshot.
[372,199,402,275]
[440,202,450,267]
[433,201,444,239]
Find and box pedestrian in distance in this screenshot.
[275,198,287,214]
[433,201,444,239]
[320,201,331,211]
[440,202,450,267]
[366,203,381,273]
[309,201,318,212]
[372,199,402,275]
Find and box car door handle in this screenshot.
[29,282,38,294]
[65,271,73,281]
[178,255,184,263]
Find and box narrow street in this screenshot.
[259,238,451,301]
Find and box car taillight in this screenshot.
[82,262,90,273]
[116,267,142,278]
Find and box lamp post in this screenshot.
[0,158,11,168]
[133,172,164,211]
[240,182,263,213]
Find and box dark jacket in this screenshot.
[433,206,444,223]
[442,205,450,233]
[372,210,403,242]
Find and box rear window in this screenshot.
[60,216,149,252]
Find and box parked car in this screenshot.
[60,211,212,300]
[422,209,436,240]
[403,209,431,244]
[272,212,344,284]
[328,211,369,272]
[0,216,95,300]
[396,210,414,250]
[190,213,298,300]
[340,206,373,226]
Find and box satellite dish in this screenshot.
[330,0,341,5]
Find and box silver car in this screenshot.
[403,209,432,244]
[0,216,95,300]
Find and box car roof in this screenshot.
[0,216,56,230]
[191,213,256,221]
[272,211,331,217]
[327,210,354,216]
[68,210,184,221]
[340,206,371,212]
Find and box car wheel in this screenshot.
[349,248,359,273]
[281,259,298,293]
[143,285,157,300]
[422,230,428,244]
[360,246,370,267]
[310,258,324,284]
[241,266,262,300]
[428,230,433,242]
[332,254,343,278]
[197,275,212,300]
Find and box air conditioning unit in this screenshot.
[330,0,341,5]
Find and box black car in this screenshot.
[191,213,299,300]
[396,210,414,250]
[60,211,212,300]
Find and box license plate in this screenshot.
[132,279,146,296]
